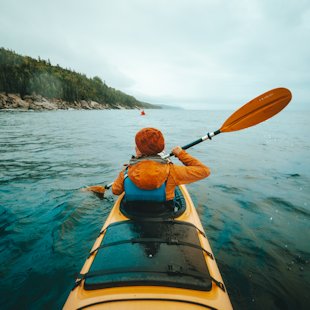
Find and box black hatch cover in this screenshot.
[84,220,212,291]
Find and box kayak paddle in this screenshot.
[84,87,292,196]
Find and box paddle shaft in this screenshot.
[164,129,221,159]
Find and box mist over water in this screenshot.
[0,109,309,309]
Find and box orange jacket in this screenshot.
[112,150,210,201]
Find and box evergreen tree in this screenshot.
[0,47,152,109]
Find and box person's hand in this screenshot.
[172,146,183,156]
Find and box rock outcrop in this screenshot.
[0,93,140,110]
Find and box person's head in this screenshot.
[135,127,165,156]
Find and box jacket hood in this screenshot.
[127,160,169,190]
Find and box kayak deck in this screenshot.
[64,185,232,309]
[84,219,213,291]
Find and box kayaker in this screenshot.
[112,127,210,211]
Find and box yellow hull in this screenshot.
[64,185,233,309]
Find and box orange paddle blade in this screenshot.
[81,185,106,194]
[220,88,292,133]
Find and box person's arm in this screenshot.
[111,170,125,195]
[170,146,210,185]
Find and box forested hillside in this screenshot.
[0,48,155,109]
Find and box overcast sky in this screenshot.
[1,0,309,109]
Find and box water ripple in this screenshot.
[1,110,309,309]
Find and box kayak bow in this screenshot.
[64,185,232,309]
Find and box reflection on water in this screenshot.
[0,109,309,309]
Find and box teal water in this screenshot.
[0,109,309,309]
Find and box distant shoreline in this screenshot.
[0,93,150,111]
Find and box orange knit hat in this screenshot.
[135,127,165,156]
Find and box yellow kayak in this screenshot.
[64,185,233,309]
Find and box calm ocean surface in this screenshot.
[0,109,309,309]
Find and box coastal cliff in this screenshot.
[0,93,149,111]
[0,48,159,110]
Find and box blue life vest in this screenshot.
[124,177,166,202]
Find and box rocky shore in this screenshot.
[0,93,143,111]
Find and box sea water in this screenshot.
[0,109,309,309]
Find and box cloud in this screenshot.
[0,0,309,109]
